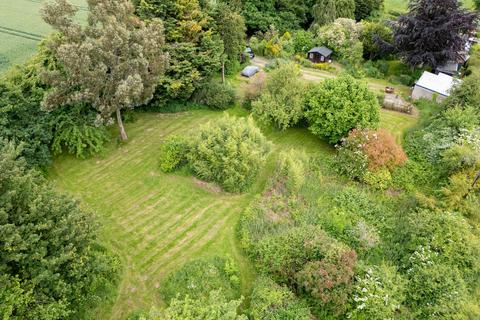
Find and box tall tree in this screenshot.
[136,0,223,104]
[41,0,168,141]
[312,0,355,28]
[354,0,384,20]
[392,0,477,69]
[213,3,246,82]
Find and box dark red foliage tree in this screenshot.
[392,0,477,68]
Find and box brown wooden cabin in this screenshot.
[307,46,333,63]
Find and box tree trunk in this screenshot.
[464,170,480,197]
[221,60,225,84]
[116,109,128,141]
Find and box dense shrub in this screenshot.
[160,257,240,304]
[0,142,119,319]
[291,30,315,54]
[159,135,189,173]
[251,226,348,283]
[193,80,236,110]
[335,128,406,189]
[444,73,480,110]
[316,19,363,65]
[243,72,267,108]
[360,21,393,60]
[164,290,246,320]
[187,116,270,192]
[296,250,357,315]
[51,105,110,159]
[305,75,380,143]
[405,248,469,319]
[349,264,406,320]
[250,277,312,320]
[252,63,305,130]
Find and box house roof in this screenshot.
[308,46,333,56]
[436,61,460,75]
[414,71,461,97]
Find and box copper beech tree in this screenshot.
[41,0,168,140]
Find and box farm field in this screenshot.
[0,0,86,73]
[48,105,416,319]
[384,0,475,13]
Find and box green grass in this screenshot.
[384,0,476,14]
[379,109,418,143]
[0,0,87,73]
[48,108,331,319]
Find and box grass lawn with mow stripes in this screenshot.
[48,107,332,319]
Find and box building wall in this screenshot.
[412,86,447,103]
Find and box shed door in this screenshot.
[320,55,325,62]
[309,53,314,59]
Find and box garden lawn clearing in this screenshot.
[48,108,331,319]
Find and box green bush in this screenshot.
[187,116,270,192]
[405,248,469,319]
[252,63,305,130]
[349,264,406,320]
[251,225,348,283]
[363,168,392,190]
[51,107,110,159]
[0,141,120,319]
[159,135,189,173]
[192,80,236,110]
[159,257,240,304]
[304,75,380,143]
[250,277,312,320]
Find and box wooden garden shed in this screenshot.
[307,46,333,63]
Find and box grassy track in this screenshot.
[0,0,86,73]
[49,108,332,319]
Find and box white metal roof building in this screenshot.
[412,71,461,102]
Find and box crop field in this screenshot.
[0,0,86,73]
[384,0,475,13]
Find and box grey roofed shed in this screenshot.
[308,46,333,57]
[307,46,333,63]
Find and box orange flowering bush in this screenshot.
[336,128,407,188]
[350,128,407,171]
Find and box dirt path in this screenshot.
[250,56,417,117]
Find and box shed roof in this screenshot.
[414,71,461,97]
[308,46,333,56]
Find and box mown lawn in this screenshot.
[48,107,332,319]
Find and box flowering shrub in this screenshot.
[349,264,406,320]
[336,128,407,188]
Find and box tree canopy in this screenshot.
[0,141,118,319]
[392,0,477,68]
[41,0,168,140]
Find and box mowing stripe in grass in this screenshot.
[125,199,204,249]
[138,202,229,269]
[148,212,235,276]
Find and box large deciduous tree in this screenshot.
[136,0,223,104]
[0,141,118,319]
[41,0,168,141]
[392,0,477,69]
